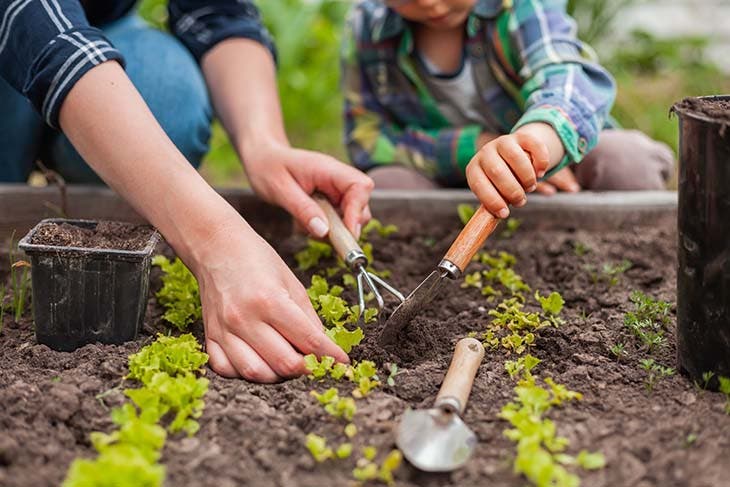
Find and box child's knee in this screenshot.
[575,129,675,190]
[367,166,440,190]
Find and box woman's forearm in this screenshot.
[201,38,289,162]
[58,60,249,271]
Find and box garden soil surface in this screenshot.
[2,209,729,487]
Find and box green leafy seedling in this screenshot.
[457,204,476,225]
[305,433,333,462]
[295,239,332,270]
[624,291,672,352]
[640,358,675,393]
[573,241,591,257]
[610,343,627,360]
[600,260,632,286]
[718,376,730,415]
[152,256,201,331]
[499,217,521,239]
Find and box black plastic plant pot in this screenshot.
[18,218,160,351]
[672,96,730,389]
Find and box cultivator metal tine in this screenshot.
[367,272,406,303]
[359,265,385,310]
[356,270,367,319]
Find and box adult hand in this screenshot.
[244,142,374,239]
[535,166,581,195]
[195,222,349,382]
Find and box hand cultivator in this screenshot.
[314,195,405,321]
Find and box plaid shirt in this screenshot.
[0,0,273,129]
[342,0,616,184]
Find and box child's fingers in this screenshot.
[515,132,551,177]
[477,145,527,207]
[496,137,537,191]
[466,164,510,219]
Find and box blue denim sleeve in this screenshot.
[168,0,276,62]
[0,0,124,128]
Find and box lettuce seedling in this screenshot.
[127,334,208,385]
[305,433,333,462]
[336,443,353,459]
[125,372,209,435]
[352,447,402,486]
[152,256,202,330]
[361,218,398,239]
[344,423,358,438]
[499,217,521,239]
[304,354,336,379]
[457,204,476,225]
[295,239,332,270]
[325,326,364,354]
[719,377,730,414]
[505,354,541,379]
[63,442,165,487]
[310,387,357,420]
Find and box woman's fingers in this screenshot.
[220,332,281,383]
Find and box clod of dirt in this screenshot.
[673,96,730,123]
[29,221,153,251]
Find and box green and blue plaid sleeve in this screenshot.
[499,0,616,175]
[341,14,480,184]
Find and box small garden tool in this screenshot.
[397,337,485,472]
[314,195,405,319]
[379,206,499,345]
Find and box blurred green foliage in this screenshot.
[137,0,730,187]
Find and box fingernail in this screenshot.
[538,170,546,178]
[569,183,581,192]
[308,217,328,238]
[355,223,362,239]
[516,198,527,207]
[528,184,537,192]
[497,208,510,219]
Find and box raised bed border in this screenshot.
[0,184,677,242]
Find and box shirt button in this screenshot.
[578,137,588,153]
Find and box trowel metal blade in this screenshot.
[378,269,446,345]
[396,407,477,472]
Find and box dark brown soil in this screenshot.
[2,210,730,487]
[29,221,153,251]
[673,96,730,123]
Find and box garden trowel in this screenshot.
[379,205,499,345]
[397,337,485,472]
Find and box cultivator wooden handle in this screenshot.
[435,338,485,414]
[313,194,364,266]
[443,205,499,273]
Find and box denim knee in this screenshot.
[50,17,213,182]
[0,77,44,182]
[115,25,212,168]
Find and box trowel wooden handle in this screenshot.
[444,205,499,273]
[435,338,485,414]
[313,194,363,263]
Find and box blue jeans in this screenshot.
[0,15,212,183]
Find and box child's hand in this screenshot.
[535,166,581,195]
[466,127,551,218]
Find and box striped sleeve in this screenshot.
[168,0,275,62]
[500,0,616,175]
[0,0,124,128]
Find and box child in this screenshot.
[342,0,674,218]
